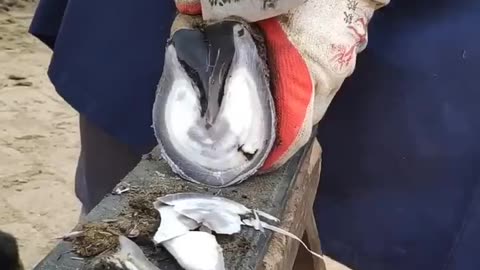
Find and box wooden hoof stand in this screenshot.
[262,139,326,270]
[34,138,325,270]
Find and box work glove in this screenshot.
[172,0,389,172]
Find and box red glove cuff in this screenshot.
[257,19,314,171]
[176,2,202,15]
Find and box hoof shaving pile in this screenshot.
[68,183,194,258]
[64,188,323,270]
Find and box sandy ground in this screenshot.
[0,2,81,269]
[0,2,351,270]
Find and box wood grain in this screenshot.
[261,140,323,270]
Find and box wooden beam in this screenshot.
[34,139,323,270]
[261,140,323,270]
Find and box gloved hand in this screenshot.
[172,0,389,172]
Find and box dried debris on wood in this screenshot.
[66,182,318,270]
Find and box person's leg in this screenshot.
[75,115,155,213]
[78,206,87,224]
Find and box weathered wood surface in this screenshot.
[292,209,326,270]
[262,140,325,270]
[34,138,322,270]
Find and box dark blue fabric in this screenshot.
[315,1,480,270]
[29,0,176,152]
[28,0,67,49]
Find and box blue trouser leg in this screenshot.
[75,115,155,212]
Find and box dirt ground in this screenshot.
[0,2,81,269]
[0,2,350,270]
